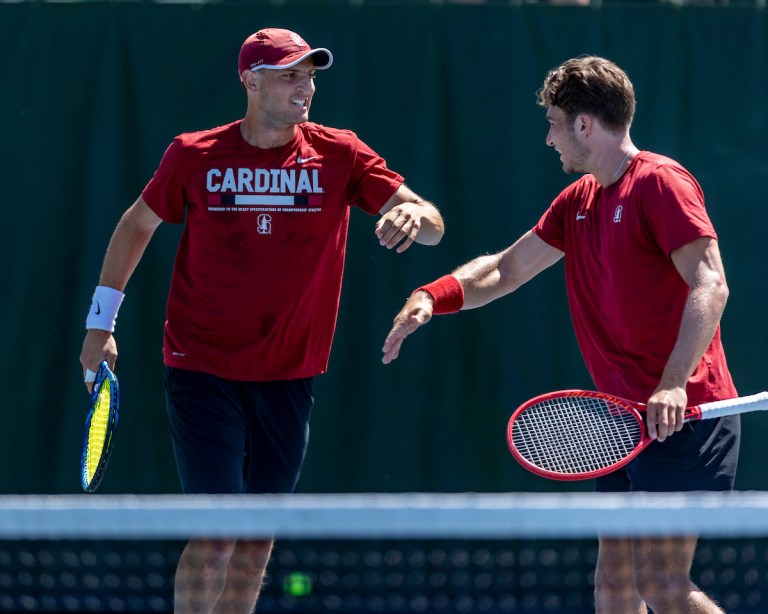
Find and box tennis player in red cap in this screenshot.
[80,28,444,612]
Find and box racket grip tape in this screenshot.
[697,391,768,420]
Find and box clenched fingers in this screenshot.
[646,388,687,442]
[376,208,421,253]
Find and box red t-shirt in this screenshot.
[142,120,403,381]
[533,151,736,404]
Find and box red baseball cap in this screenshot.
[238,29,333,75]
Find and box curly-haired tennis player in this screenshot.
[384,56,738,614]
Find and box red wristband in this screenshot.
[414,275,464,314]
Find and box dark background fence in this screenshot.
[2,1,767,495]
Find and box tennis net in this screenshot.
[1,492,767,612]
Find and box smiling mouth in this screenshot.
[291,98,308,109]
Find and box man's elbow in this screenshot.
[708,274,730,313]
[718,278,730,309]
[416,217,445,246]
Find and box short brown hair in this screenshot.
[537,56,636,131]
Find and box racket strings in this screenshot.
[84,379,116,484]
[511,396,642,475]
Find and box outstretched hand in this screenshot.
[381,291,434,364]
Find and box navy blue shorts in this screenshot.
[595,414,740,493]
[164,366,314,495]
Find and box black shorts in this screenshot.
[164,366,314,494]
[594,414,740,493]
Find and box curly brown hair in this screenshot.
[537,56,636,131]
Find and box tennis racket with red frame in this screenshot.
[506,389,768,481]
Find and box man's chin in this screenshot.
[562,163,582,175]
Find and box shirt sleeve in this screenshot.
[533,196,567,251]
[640,163,716,256]
[344,133,404,215]
[141,138,188,224]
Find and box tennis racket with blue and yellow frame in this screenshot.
[80,361,119,493]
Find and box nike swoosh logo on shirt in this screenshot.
[296,156,318,164]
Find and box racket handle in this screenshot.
[697,391,768,420]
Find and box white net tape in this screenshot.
[2,491,768,539]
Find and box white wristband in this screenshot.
[85,286,125,332]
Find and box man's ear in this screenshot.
[241,70,259,92]
[575,113,592,136]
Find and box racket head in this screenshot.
[80,361,119,493]
[506,389,650,481]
